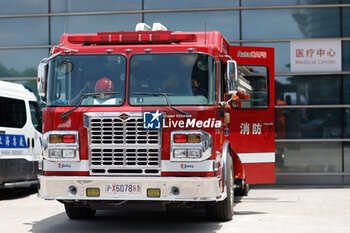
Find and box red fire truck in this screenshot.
[37,23,275,221]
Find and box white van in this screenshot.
[0,80,42,188]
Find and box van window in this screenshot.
[0,97,26,128]
[29,101,42,133]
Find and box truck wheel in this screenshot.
[206,155,234,221]
[235,182,249,196]
[64,203,96,220]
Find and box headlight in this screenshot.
[188,149,201,158]
[43,131,80,161]
[170,130,212,161]
[174,149,188,158]
[49,149,62,158]
[63,149,76,158]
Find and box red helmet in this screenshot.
[95,77,114,93]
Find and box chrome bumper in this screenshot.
[38,175,224,202]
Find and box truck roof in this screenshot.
[0,80,36,101]
[54,30,229,54]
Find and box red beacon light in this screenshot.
[67,23,196,45]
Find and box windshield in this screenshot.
[129,53,216,105]
[47,55,126,106]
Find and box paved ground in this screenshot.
[0,185,349,233]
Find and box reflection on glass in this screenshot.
[343,41,350,71]
[0,18,48,46]
[0,0,48,14]
[344,143,350,172]
[243,42,290,73]
[242,8,340,39]
[343,109,350,138]
[344,76,350,104]
[275,142,342,172]
[50,0,141,13]
[275,108,342,139]
[29,101,42,133]
[242,0,340,6]
[145,0,238,9]
[275,75,341,105]
[145,11,240,41]
[0,49,49,77]
[343,7,350,37]
[50,15,142,44]
[237,65,268,108]
[47,55,126,106]
[129,54,216,105]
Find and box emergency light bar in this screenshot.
[67,31,197,45]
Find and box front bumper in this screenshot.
[38,175,224,202]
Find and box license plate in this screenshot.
[106,183,141,194]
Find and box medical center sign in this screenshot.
[290,40,341,72]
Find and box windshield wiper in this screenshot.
[60,92,120,119]
[134,92,190,117]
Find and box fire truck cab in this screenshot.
[37,23,275,221]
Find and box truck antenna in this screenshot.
[205,22,207,44]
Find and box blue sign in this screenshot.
[143,110,162,129]
[0,134,27,148]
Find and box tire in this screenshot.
[206,155,234,221]
[235,182,249,196]
[64,203,96,220]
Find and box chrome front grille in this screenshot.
[85,112,161,176]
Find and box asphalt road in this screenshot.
[1,185,350,233]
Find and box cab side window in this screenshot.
[238,66,268,109]
[0,97,26,128]
[29,101,42,133]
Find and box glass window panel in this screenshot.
[29,101,42,133]
[276,108,342,139]
[0,18,48,46]
[275,142,342,172]
[129,54,216,105]
[343,8,350,37]
[0,49,48,77]
[242,0,340,6]
[343,41,350,71]
[243,42,290,73]
[50,14,142,44]
[51,0,141,13]
[344,108,350,138]
[344,75,350,104]
[344,142,350,172]
[238,65,268,108]
[144,0,238,9]
[242,8,340,39]
[0,97,26,128]
[145,11,240,41]
[0,0,48,14]
[47,55,126,106]
[275,75,342,105]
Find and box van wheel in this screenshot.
[64,203,96,220]
[206,155,234,221]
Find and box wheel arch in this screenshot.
[222,141,245,183]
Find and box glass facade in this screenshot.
[1,1,349,183]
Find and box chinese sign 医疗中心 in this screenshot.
[290,40,341,72]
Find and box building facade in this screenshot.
[0,0,349,184]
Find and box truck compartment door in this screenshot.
[229,46,275,184]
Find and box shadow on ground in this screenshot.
[27,197,267,233]
[0,188,37,201]
[28,209,221,233]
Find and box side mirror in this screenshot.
[226,60,238,95]
[37,62,48,102]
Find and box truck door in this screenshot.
[229,46,275,184]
